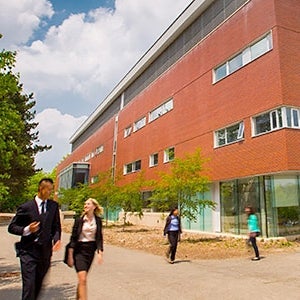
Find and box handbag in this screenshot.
[63,242,71,264]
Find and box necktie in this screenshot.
[41,202,45,214]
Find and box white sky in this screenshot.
[0,0,192,172]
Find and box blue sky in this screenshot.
[31,0,115,42]
[0,0,191,172]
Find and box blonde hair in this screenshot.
[82,198,104,217]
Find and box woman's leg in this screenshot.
[77,271,88,300]
[249,236,260,258]
[168,231,179,262]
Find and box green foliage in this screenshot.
[150,148,216,221]
[22,169,56,201]
[90,169,120,225]
[112,172,148,227]
[58,183,93,217]
[0,47,51,211]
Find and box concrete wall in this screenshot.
[118,212,168,229]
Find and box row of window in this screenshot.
[84,144,104,162]
[215,106,300,147]
[124,99,173,138]
[214,32,273,82]
[124,147,175,175]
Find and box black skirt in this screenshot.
[74,241,97,272]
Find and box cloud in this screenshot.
[1,0,192,171]
[15,0,191,112]
[0,0,53,48]
[34,108,87,171]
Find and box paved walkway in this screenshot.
[0,225,299,300]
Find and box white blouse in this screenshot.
[78,216,97,242]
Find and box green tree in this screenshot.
[22,169,56,201]
[112,172,150,229]
[0,47,51,210]
[91,169,120,226]
[150,148,216,221]
[58,183,92,217]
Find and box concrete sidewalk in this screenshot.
[0,225,299,300]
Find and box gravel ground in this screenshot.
[64,223,300,260]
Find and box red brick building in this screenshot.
[56,0,300,237]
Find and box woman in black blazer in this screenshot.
[66,198,103,300]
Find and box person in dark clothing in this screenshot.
[8,178,61,300]
[163,207,182,264]
[66,198,104,300]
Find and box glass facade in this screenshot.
[182,190,213,232]
[58,163,90,190]
[220,175,300,237]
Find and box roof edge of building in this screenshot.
[69,0,213,144]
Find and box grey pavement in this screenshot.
[0,225,299,300]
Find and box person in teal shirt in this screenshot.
[245,206,260,261]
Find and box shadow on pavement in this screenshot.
[40,283,77,300]
[173,259,191,264]
[0,283,76,300]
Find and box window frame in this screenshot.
[214,122,244,148]
[95,145,104,155]
[149,98,173,122]
[123,160,142,175]
[133,117,146,132]
[124,126,132,138]
[213,32,273,83]
[252,106,300,137]
[163,147,175,163]
[149,153,159,167]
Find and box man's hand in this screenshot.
[52,240,61,252]
[29,221,40,233]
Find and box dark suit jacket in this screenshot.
[8,198,61,258]
[69,215,103,253]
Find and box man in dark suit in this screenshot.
[8,178,61,300]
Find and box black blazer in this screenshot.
[8,198,61,257]
[69,215,103,253]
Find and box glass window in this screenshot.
[217,129,226,146]
[226,123,240,143]
[95,145,104,155]
[124,160,142,174]
[220,181,237,234]
[286,107,300,128]
[292,109,299,127]
[125,164,132,174]
[164,147,175,163]
[237,122,244,139]
[213,32,272,83]
[215,63,227,81]
[215,122,244,147]
[124,126,132,137]
[228,53,242,73]
[149,153,158,167]
[149,99,173,122]
[135,160,141,171]
[254,113,271,135]
[252,107,299,136]
[250,35,271,60]
[133,117,146,132]
[272,175,300,236]
[220,178,260,235]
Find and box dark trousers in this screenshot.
[167,231,179,261]
[19,248,51,300]
[249,236,260,258]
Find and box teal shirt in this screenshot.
[248,214,260,232]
